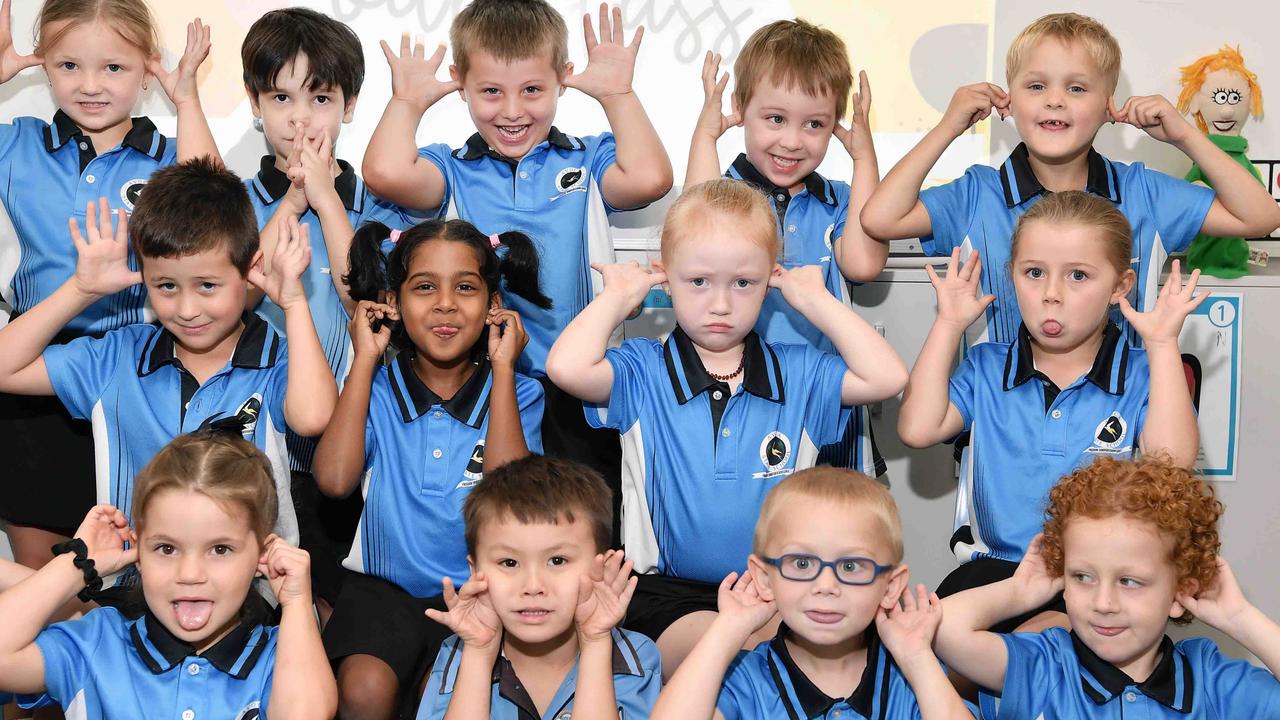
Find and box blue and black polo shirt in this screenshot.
[718,624,975,719]
[344,353,544,598]
[42,312,297,545]
[418,127,620,376]
[982,628,1280,718]
[947,322,1148,564]
[417,628,661,719]
[919,143,1215,345]
[587,326,847,584]
[32,606,277,720]
[0,111,174,334]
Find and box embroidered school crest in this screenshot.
[552,166,587,198]
[234,702,261,720]
[1086,412,1131,455]
[824,223,835,250]
[753,431,794,479]
[120,179,147,210]
[233,394,263,439]
[458,441,485,488]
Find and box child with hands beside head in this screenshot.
[652,467,975,720]
[363,0,674,502]
[861,12,1280,346]
[936,457,1280,718]
[0,431,337,720]
[545,179,908,678]
[0,0,217,596]
[416,456,661,720]
[313,218,548,720]
[899,191,1204,625]
[0,159,338,548]
[689,20,889,478]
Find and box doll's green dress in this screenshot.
[1184,133,1264,278]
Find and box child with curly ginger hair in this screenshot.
[934,457,1280,718]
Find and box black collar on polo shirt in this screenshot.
[456,126,580,164]
[767,622,885,719]
[387,351,492,427]
[137,312,281,377]
[999,142,1122,208]
[252,155,360,211]
[1071,631,1194,711]
[730,153,834,208]
[1004,322,1129,395]
[131,611,270,678]
[662,325,784,405]
[45,110,168,172]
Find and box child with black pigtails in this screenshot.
[312,219,550,718]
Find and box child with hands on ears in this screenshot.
[899,191,1204,625]
[652,467,976,720]
[935,457,1280,718]
[860,12,1279,347]
[545,179,907,679]
[0,431,337,720]
[415,456,661,720]
[0,159,338,545]
[0,0,218,596]
[313,218,547,720]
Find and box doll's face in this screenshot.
[1192,69,1252,136]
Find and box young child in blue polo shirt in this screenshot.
[936,456,1280,718]
[361,0,675,523]
[0,158,337,549]
[861,12,1280,346]
[416,455,661,719]
[653,467,975,720]
[0,0,218,600]
[687,19,889,478]
[0,430,337,720]
[312,218,548,718]
[546,178,908,677]
[899,191,1204,628]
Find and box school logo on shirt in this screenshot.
[824,223,835,250]
[120,178,148,210]
[753,431,794,479]
[458,441,485,487]
[234,702,261,720]
[234,394,263,439]
[551,166,587,200]
[1086,411,1131,454]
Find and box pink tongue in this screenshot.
[1043,320,1062,336]
[174,601,213,631]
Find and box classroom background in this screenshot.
[1,0,1278,663]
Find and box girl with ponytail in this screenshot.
[312,218,548,717]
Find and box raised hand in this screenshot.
[148,19,211,107]
[1011,534,1065,604]
[940,82,1009,137]
[379,35,460,113]
[876,583,944,665]
[1177,557,1253,634]
[694,51,741,140]
[1108,94,1194,145]
[926,248,995,330]
[833,70,873,161]
[349,300,396,360]
[769,264,828,313]
[592,261,665,309]
[249,215,311,310]
[0,0,42,84]
[425,574,503,652]
[275,129,310,216]
[73,504,136,577]
[575,549,637,643]
[563,4,642,101]
[295,129,341,213]
[487,306,528,373]
[1118,259,1209,348]
[70,198,142,298]
[715,569,776,637]
[257,534,313,608]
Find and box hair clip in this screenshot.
[489,233,501,249]
[389,229,403,244]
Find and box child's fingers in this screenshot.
[427,42,447,69]
[618,575,638,609]
[581,11,597,51]
[440,576,459,607]
[858,70,871,108]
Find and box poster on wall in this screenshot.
[1179,292,1243,481]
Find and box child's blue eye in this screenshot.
[1026,268,1044,279]
[481,88,500,96]
[690,278,707,287]
[1027,82,1045,92]
[106,64,122,73]
[156,282,176,291]
[804,119,824,130]
[766,115,783,125]
[60,61,77,71]
[1119,577,1142,588]
[1069,85,1086,94]
[523,86,541,95]
[734,279,751,289]
[1070,270,1088,281]
[1072,572,1093,584]
[200,282,218,291]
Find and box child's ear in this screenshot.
[651,258,669,293]
[467,555,476,574]
[880,563,910,610]
[386,290,399,313]
[489,291,503,309]
[246,85,262,116]
[746,554,775,602]
[343,94,358,124]
[1111,268,1137,305]
[1170,577,1200,619]
[559,62,573,96]
[449,65,464,100]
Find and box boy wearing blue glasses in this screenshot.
[650,467,975,719]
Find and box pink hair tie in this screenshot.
[388,229,403,243]
[488,233,501,249]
